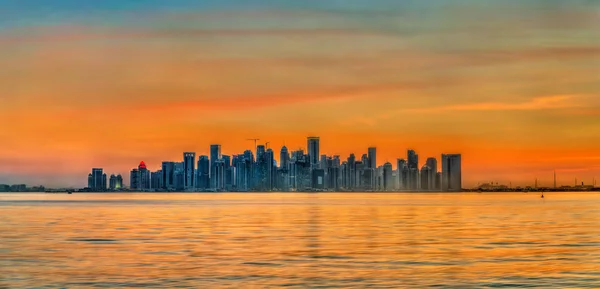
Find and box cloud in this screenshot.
[403,95,583,114]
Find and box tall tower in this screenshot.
[407,150,419,190]
[426,157,438,190]
[397,159,407,190]
[368,147,377,169]
[196,156,210,189]
[383,162,393,191]
[91,168,104,191]
[280,145,290,170]
[307,137,320,169]
[554,170,557,189]
[441,154,462,192]
[183,152,196,189]
[210,144,222,189]
[162,162,175,190]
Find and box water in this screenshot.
[1,192,599,288]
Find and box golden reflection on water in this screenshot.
[0,193,599,288]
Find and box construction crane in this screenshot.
[265,142,270,149]
[247,138,260,151]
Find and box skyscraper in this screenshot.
[183,152,196,189]
[130,168,139,189]
[214,159,225,190]
[397,159,408,190]
[210,144,222,189]
[280,146,290,170]
[131,161,150,190]
[109,174,123,190]
[420,165,431,191]
[196,156,210,189]
[408,150,419,170]
[255,145,267,190]
[222,155,233,190]
[426,157,438,190]
[441,154,462,191]
[174,162,184,190]
[162,161,175,190]
[368,147,377,169]
[151,170,163,190]
[383,162,393,191]
[307,137,320,169]
[407,150,419,190]
[347,154,356,189]
[88,168,106,191]
[265,149,275,190]
[92,168,103,191]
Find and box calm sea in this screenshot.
[1,193,599,288]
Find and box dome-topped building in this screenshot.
[131,161,150,190]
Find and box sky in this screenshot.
[1,0,599,188]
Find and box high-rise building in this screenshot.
[280,146,290,170]
[407,150,419,190]
[92,168,104,191]
[210,144,222,189]
[130,169,139,189]
[265,149,275,190]
[88,168,106,191]
[162,162,175,190]
[196,156,210,189]
[88,174,93,189]
[332,155,341,168]
[151,170,163,190]
[327,167,340,191]
[347,154,356,189]
[214,159,225,190]
[408,150,419,169]
[441,154,462,191]
[361,154,369,165]
[131,161,150,190]
[368,147,377,169]
[109,174,123,190]
[426,157,438,190]
[254,145,267,190]
[222,155,231,168]
[183,152,196,189]
[234,151,254,191]
[174,162,184,190]
[397,159,408,190]
[109,174,116,190]
[307,137,320,169]
[222,155,233,190]
[420,165,431,191]
[320,155,328,171]
[383,162,393,191]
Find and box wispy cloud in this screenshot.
[403,95,583,114]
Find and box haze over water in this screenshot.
[1,192,599,288]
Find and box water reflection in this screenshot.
[0,193,599,288]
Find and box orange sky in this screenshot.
[1,2,599,188]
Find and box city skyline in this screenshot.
[1,1,599,188]
[83,137,462,192]
[0,136,598,189]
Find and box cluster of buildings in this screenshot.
[87,137,462,192]
[86,169,123,191]
[0,184,45,192]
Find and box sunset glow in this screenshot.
[1,1,599,188]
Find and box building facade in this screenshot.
[441,154,462,191]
